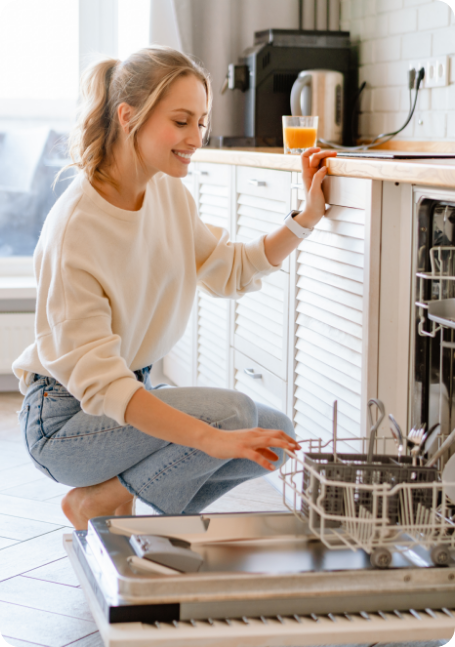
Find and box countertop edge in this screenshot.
[193,149,455,188]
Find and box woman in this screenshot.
[13,46,335,530]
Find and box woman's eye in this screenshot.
[199,123,207,129]
[175,121,187,127]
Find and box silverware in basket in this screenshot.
[366,399,385,463]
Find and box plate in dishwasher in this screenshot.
[67,511,455,625]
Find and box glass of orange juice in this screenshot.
[282,116,318,154]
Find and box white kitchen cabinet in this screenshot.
[163,162,382,448]
[289,173,381,443]
[162,307,195,387]
[196,291,230,389]
[234,349,287,413]
[233,269,289,380]
[235,165,291,273]
[163,163,233,388]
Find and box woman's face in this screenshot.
[135,74,208,178]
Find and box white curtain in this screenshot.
[149,0,182,51]
[173,0,300,137]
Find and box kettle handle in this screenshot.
[290,73,312,116]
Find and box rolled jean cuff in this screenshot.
[116,474,165,514]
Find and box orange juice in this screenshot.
[283,126,317,150]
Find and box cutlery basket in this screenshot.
[301,453,439,527]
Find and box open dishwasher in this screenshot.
[65,427,455,646]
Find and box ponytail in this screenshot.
[57,47,211,187]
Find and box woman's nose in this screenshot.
[186,125,203,148]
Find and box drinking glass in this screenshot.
[282,116,318,154]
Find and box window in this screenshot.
[118,0,150,60]
[0,0,150,259]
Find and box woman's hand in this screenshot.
[201,427,300,471]
[294,147,337,230]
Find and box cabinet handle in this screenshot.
[244,368,262,379]
[248,179,266,187]
[193,170,209,176]
[291,183,302,189]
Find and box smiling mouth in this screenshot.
[173,151,193,161]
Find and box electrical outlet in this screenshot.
[409,56,449,88]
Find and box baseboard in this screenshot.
[0,374,20,392]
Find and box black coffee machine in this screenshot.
[219,29,353,147]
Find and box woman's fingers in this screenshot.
[245,449,276,471]
[301,148,337,170]
[309,165,328,191]
[256,447,280,461]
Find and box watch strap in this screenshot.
[284,210,313,239]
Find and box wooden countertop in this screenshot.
[193,148,455,189]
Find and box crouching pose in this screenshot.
[13,46,335,529]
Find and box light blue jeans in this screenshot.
[18,367,295,515]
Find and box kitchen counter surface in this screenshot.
[193,147,455,189]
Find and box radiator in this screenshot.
[0,312,35,374]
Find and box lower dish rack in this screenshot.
[280,436,455,568]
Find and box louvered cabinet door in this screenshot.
[290,175,380,448]
[181,162,196,197]
[196,163,231,230]
[196,291,230,389]
[236,166,291,272]
[163,306,196,387]
[234,269,289,380]
[194,163,232,389]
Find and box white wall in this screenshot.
[175,0,299,137]
[341,0,455,142]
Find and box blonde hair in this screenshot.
[64,46,212,185]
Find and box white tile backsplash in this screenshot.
[374,36,402,62]
[401,31,432,59]
[388,8,418,34]
[417,2,451,31]
[448,111,455,138]
[372,87,401,111]
[432,25,455,56]
[342,0,455,141]
[414,110,447,138]
[377,0,403,14]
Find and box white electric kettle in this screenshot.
[290,70,344,144]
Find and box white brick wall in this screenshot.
[341,0,455,141]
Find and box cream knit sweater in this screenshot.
[13,172,278,426]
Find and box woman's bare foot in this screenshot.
[61,477,134,530]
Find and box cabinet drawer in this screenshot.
[237,166,291,201]
[291,172,369,210]
[234,350,286,413]
[233,269,289,379]
[196,162,230,185]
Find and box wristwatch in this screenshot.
[284,210,313,239]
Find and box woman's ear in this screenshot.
[117,103,135,134]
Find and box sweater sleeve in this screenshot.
[193,206,281,299]
[36,254,144,426]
